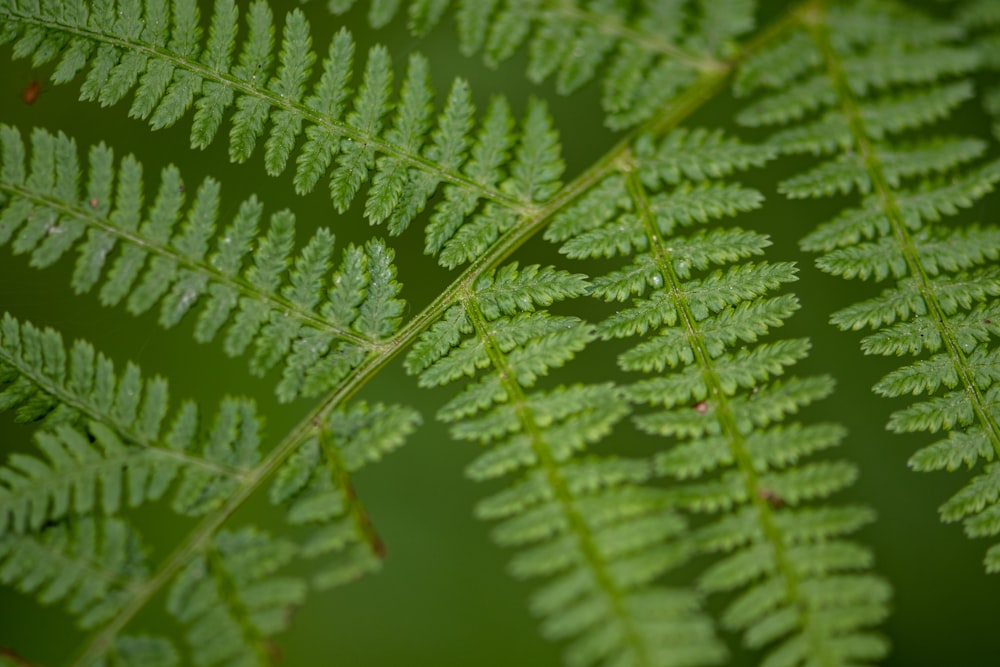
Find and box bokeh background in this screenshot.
[1,1,999,665]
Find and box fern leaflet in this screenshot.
[0,125,406,403]
[0,516,147,628]
[0,0,571,263]
[326,0,751,130]
[407,264,726,667]
[740,0,1000,572]
[0,311,420,665]
[547,127,890,666]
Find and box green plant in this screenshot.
[0,0,998,665]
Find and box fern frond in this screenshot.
[0,316,416,665]
[746,0,1000,572]
[0,516,148,629]
[166,527,304,666]
[780,136,986,199]
[7,0,994,661]
[0,312,268,531]
[958,0,1000,139]
[434,98,566,268]
[270,401,420,588]
[323,0,750,130]
[406,263,726,667]
[549,127,889,666]
[0,125,406,402]
[94,636,179,667]
[0,0,572,256]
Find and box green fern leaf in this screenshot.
[407,262,725,666]
[366,53,432,225]
[743,0,1000,573]
[0,125,407,402]
[0,313,269,529]
[264,9,316,176]
[0,308,411,615]
[5,0,998,663]
[0,314,413,665]
[166,527,305,666]
[549,125,889,667]
[0,0,576,253]
[0,516,148,628]
[331,0,749,130]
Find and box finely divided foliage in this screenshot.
[0,125,405,403]
[406,264,728,667]
[544,128,888,665]
[959,0,1000,140]
[0,0,997,666]
[325,0,753,130]
[735,0,1000,572]
[0,0,566,266]
[0,311,417,665]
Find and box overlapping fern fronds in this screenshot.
[6,0,1000,664]
[0,125,405,403]
[0,0,571,264]
[0,312,263,528]
[406,263,727,667]
[2,518,309,667]
[0,310,419,664]
[326,0,751,130]
[0,516,182,663]
[738,0,1000,571]
[546,127,890,666]
[0,516,148,628]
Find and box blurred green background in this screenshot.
[2,1,1000,665]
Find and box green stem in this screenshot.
[68,2,810,661]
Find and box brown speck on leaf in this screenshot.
[373,534,387,560]
[89,198,99,208]
[266,639,284,665]
[757,488,784,509]
[21,80,40,105]
[693,401,709,413]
